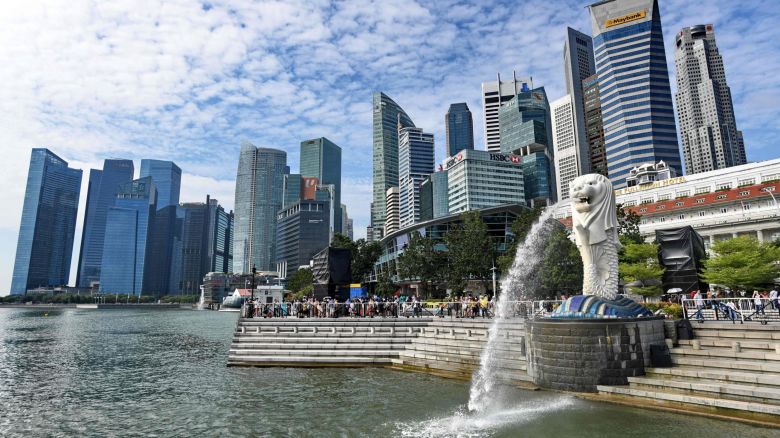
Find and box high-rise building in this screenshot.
[551,95,581,200]
[140,159,181,209]
[588,0,682,188]
[275,199,330,279]
[300,137,342,233]
[175,196,234,295]
[11,149,82,295]
[419,178,433,222]
[340,204,350,238]
[398,127,435,229]
[445,149,525,213]
[419,171,449,222]
[140,159,182,296]
[315,183,336,242]
[283,173,302,209]
[372,92,415,239]
[76,159,133,288]
[481,72,532,152]
[498,86,556,205]
[445,103,474,156]
[582,74,608,177]
[675,24,746,174]
[346,219,354,240]
[563,27,596,175]
[233,141,287,273]
[384,187,400,236]
[99,177,156,296]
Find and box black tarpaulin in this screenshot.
[655,226,707,294]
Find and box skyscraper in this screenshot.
[498,86,556,205]
[372,92,416,240]
[563,27,596,175]
[99,177,156,296]
[588,0,682,188]
[481,72,532,152]
[385,187,400,236]
[140,159,182,296]
[11,149,82,294]
[76,158,134,288]
[675,24,746,174]
[398,127,435,229]
[140,159,181,209]
[445,103,474,157]
[233,141,287,273]
[300,137,342,233]
[583,74,609,177]
[177,196,233,295]
[551,95,580,200]
[275,199,330,279]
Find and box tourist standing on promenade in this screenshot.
[693,290,704,322]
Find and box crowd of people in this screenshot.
[688,288,779,322]
[241,293,500,319]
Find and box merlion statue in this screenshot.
[570,174,619,300]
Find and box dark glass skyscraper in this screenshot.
[233,142,287,273]
[300,137,342,233]
[76,159,134,288]
[275,199,330,278]
[372,92,415,240]
[589,0,682,188]
[99,177,157,296]
[11,149,82,295]
[445,103,474,157]
[140,159,182,296]
[563,27,596,175]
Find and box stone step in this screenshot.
[238,318,432,326]
[229,349,402,357]
[236,326,427,335]
[692,329,780,341]
[646,366,780,388]
[678,339,780,351]
[234,332,420,339]
[232,337,411,344]
[404,343,524,359]
[230,342,410,351]
[227,356,393,366]
[399,351,527,371]
[409,337,523,352]
[627,376,780,404]
[672,356,780,373]
[596,385,780,416]
[391,358,533,382]
[670,347,780,362]
[692,322,780,331]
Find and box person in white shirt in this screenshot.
[769,289,778,311]
[693,290,704,322]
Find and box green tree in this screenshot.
[619,242,664,296]
[702,236,780,291]
[617,204,643,245]
[374,262,398,297]
[540,227,584,298]
[286,268,313,294]
[497,206,543,273]
[445,211,495,294]
[397,232,445,297]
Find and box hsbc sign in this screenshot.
[489,153,521,164]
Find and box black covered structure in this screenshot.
[311,247,352,300]
[655,226,707,295]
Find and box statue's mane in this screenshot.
[571,174,618,245]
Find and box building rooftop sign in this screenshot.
[605,10,646,28]
[614,176,687,196]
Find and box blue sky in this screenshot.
[1,0,779,294]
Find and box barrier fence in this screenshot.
[240,299,565,320]
[681,297,780,324]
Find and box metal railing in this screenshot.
[681,297,780,324]
[240,299,566,320]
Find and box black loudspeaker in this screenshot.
[675,319,695,340]
[650,344,673,367]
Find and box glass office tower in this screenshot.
[300,137,342,233]
[589,0,682,188]
[445,103,474,157]
[398,127,435,229]
[371,92,415,240]
[233,141,287,273]
[140,159,181,208]
[76,159,134,288]
[11,149,82,294]
[99,177,157,296]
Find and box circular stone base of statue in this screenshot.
[550,295,653,319]
[525,317,665,392]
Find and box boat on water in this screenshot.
[219,289,252,312]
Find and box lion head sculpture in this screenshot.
[569,173,618,245]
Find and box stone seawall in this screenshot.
[525,318,665,392]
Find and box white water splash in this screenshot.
[197,289,205,311]
[467,205,558,412]
[394,395,575,438]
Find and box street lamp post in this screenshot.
[491,265,497,298]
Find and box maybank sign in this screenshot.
[605,10,646,28]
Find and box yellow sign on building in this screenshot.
[605,10,646,28]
